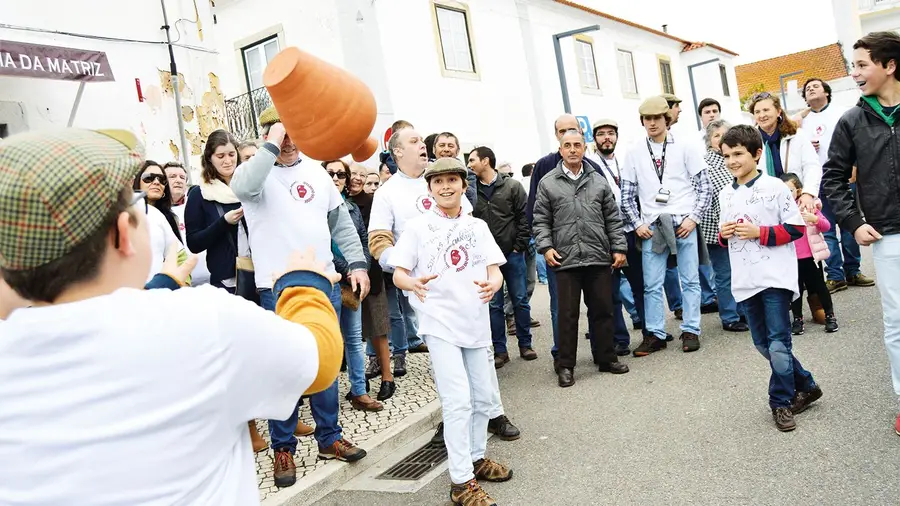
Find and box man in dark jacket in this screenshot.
[533,130,629,388]
[822,31,900,435]
[469,146,537,368]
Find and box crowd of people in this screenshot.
[1,30,899,506]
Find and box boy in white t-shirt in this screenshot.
[717,125,822,433]
[390,158,512,506]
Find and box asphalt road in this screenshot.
[320,253,899,506]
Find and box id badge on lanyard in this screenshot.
[646,138,670,204]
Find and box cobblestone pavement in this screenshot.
[254,352,436,501]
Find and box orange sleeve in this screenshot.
[368,229,395,260]
[275,286,342,395]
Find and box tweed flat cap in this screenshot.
[424,157,468,181]
[0,129,145,270]
[259,106,280,127]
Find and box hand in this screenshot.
[411,274,438,303]
[611,253,626,269]
[275,247,342,284]
[720,221,737,239]
[801,211,818,225]
[474,279,501,304]
[348,270,370,300]
[798,193,815,212]
[265,122,287,149]
[161,243,197,285]
[636,224,653,239]
[735,222,760,240]
[544,248,562,267]
[854,224,883,246]
[850,166,858,184]
[224,207,244,225]
[676,218,697,239]
[812,139,820,153]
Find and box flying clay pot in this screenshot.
[264,47,378,162]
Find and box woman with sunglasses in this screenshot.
[132,162,183,281]
[324,160,388,410]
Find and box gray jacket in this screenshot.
[532,160,627,270]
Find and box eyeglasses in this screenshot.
[328,171,347,178]
[141,173,167,184]
[115,191,148,249]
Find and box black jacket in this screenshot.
[333,197,370,281]
[184,185,240,288]
[474,172,530,256]
[823,97,900,237]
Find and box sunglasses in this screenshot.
[328,170,347,178]
[141,173,167,184]
[114,191,148,249]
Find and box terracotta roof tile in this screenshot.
[735,43,848,98]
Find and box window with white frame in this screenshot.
[435,4,475,73]
[658,57,675,94]
[617,49,638,95]
[243,37,280,92]
[575,37,599,90]
[719,64,731,96]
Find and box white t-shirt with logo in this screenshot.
[389,211,505,348]
[147,205,181,282]
[801,104,848,166]
[0,285,320,505]
[718,173,804,303]
[171,201,212,286]
[242,162,343,289]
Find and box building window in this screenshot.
[719,64,731,96]
[617,49,638,95]
[658,56,675,95]
[434,3,476,73]
[574,36,599,90]
[242,36,280,92]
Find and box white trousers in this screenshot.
[873,235,900,402]
[485,345,505,418]
[425,335,493,484]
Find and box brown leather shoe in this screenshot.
[680,332,700,352]
[350,394,384,412]
[294,420,315,437]
[494,352,510,369]
[519,347,537,360]
[248,420,268,453]
[450,479,497,506]
[318,438,367,462]
[473,458,513,482]
[273,448,297,488]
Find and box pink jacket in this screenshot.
[795,200,831,261]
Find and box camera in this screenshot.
[655,189,670,204]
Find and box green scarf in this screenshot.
[862,95,900,126]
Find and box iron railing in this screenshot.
[224,87,272,141]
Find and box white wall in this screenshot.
[861,7,900,34]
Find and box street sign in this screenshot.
[576,115,593,143]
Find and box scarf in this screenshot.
[759,125,784,177]
[199,178,240,204]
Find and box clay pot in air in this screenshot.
[264,47,378,162]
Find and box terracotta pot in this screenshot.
[264,47,378,162]
[807,293,826,324]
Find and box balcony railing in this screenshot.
[224,87,272,141]
[859,0,900,11]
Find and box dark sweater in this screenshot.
[184,185,241,288]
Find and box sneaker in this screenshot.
[632,320,644,331]
[772,407,796,432]
[680,332,701,352]
[273,448,297,488]
[824,314,839,333]
[318,438,367,462]
[487,414,520,441]
[791,316,805,336]
[392,354,407,377]
[494,352,510,369]
[723,321,750,332]
[825,279,848,293]
[365,356,381,380]
[791,385,823,414]
[450,479,497,506]
[847,273,876,287]
[431,422,445,445]
[633,335,666,357]
[409,343,429,353]
[473,458,513,482]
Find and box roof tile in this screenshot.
[735,43,848,98]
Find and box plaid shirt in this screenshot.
[700,150,734,244]
[621,171,711,231]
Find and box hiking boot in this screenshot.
[680,332,701,352]
[377,380,396,401]
[392,354,407,377]
[791,316,805,336]
[847,273,875,287]
[791,385,823,414]
[519,347,538,360]
[824,314,839,333]
[487,414,520,441]
[450,479,496,506]
[494,352,510,369]
[318,438,367,462]
[273,448,297,488]
[473,458,513,482]
[772,407,796,432]
[674,308,683,320]
[365,355,381,380]
[825,279,848,293]
[530,317,541,328]
[633,335,666,357]
[294,420,314,437]
[431,422,445,445]
[506,317,515,336]
[409,343,429,353]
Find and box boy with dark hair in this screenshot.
[718,125,822,432]
[823,30,900,436]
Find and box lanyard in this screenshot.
[645,138,667,184]
[598,155,620,186]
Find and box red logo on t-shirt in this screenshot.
[415,195,434,213]
[290,181,316,203]
[444,245,469,272]
[816,125,825,137]
[450,249,461,265]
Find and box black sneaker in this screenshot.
[487,414,521,441]
[772,407,796,432]
[791,385,823,414]
[392,354,407,377]
[431,422,445,445]
[824,314,839,333]
[633,335,666,357]
[791,316,805,336]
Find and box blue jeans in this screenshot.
[707,243,741,325]
[260,286,343,452]
[700,264,717,306]
[664,266,683,311]
[547,267,560,357]
[340,299,367,397]
[738,288,816,408]
[367,280,424,357]
[619,276,641,324]
[490,252,533,354]
[819,185,862,281]
[642,228,702,338]
[535,242,548,283]
[665,265,716,310]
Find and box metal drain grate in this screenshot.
[376,442,448,481]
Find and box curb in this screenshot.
[261,399,442,506]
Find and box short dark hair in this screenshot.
[854,31,900,81]
[424,133,438,160]
[470,146,495,168]
[801,78,833,103]
[521,163,534,177]
[202,129,241,184]
[720,125,763,155]
[436,132,459,147]
[640,114,672,127]
[322,159,351,194]
[779,172,803,190]
[697,98,721,116]
[2,188,135,303]
[391,119,414,131]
